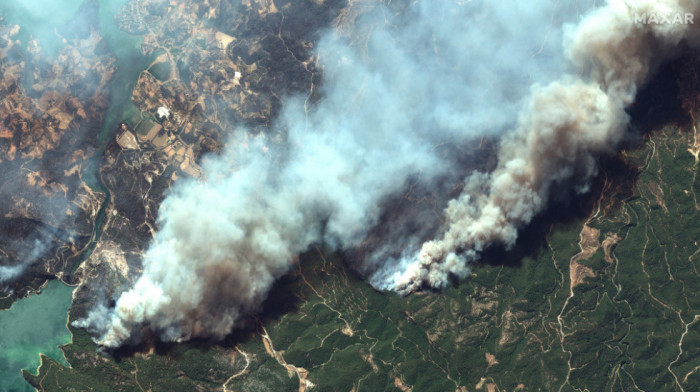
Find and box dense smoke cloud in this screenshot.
[388,0,700,293]
[77,0,700,347]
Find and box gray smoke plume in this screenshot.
[77,0,700,347]
[387,0,700,293]
[0,238,51,283]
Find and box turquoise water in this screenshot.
[96,0,154,145]
[0,0,150,390]
[68,0,153,276]
[0,2,85,389]
[0,280,74,392]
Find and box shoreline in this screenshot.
[0,277,81,312]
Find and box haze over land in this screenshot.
[73,0,700,348]
[1,0,699,391]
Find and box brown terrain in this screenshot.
[70,0,350,326]
[569,225,599,288]
[0,6,115,299]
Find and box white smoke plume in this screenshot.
[76,0,700,347]
[388,0,700,293]
[0,238,51,283]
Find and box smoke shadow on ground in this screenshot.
[455,48,700,273]
[107,337,232,364]
[107,325,262,362]
[473,153,637,270]
[105,47,700,358]
[107,274,305,360]
[476,173,608,270]
[252,272,305,326]
[627,47,696,137]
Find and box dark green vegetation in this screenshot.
[0,296,13,310]
[23,323,298,391]
[9,0,700,390]
[26,122,700,391]
[229,118,700,391]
